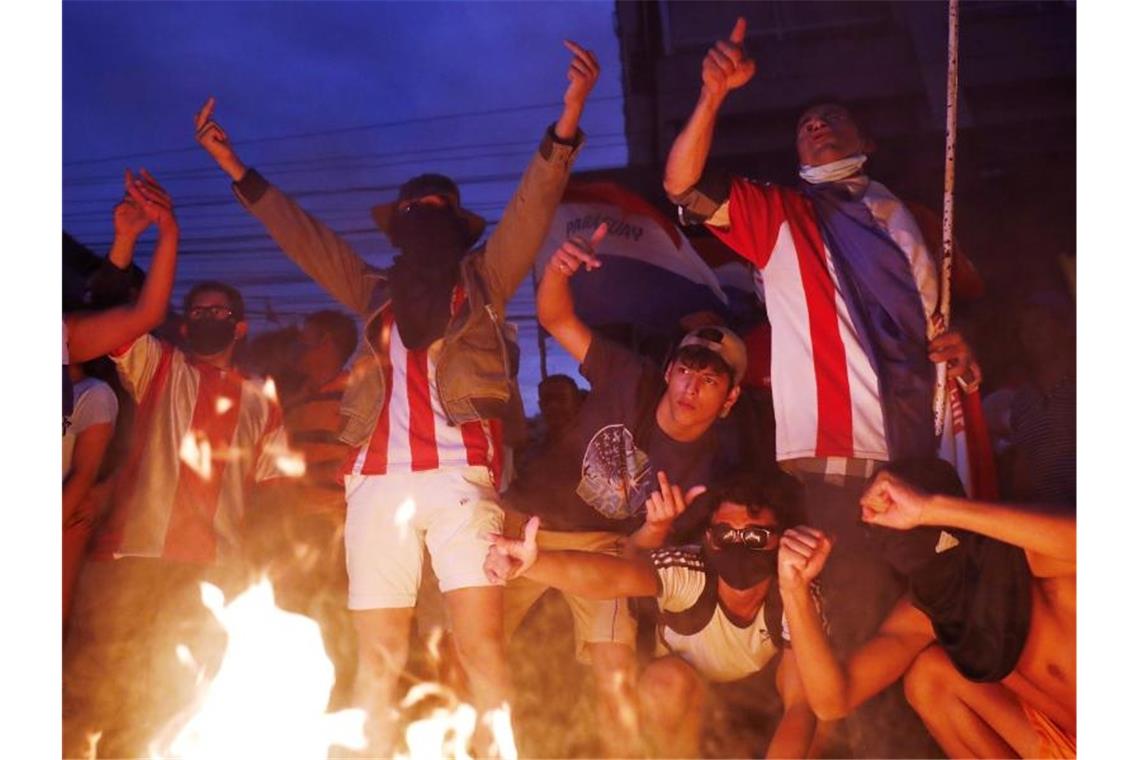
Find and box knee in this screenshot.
[639,656,703,716]
[903,645,954,715]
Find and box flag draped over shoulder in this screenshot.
[536,182,729,333]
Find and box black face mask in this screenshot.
[186,318,237,356]
[389,203,469,266]
[703,540,778,590]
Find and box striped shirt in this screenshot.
[344,305,502,485]
[91,334,291,565]
[710,176,938,462]
[282,371,350,515]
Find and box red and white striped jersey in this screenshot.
[344,308,502,485]
[91,334,292,565]
[710,176,938,462]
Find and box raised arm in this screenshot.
[536,223,606,363]
[860,470,1075,567]
[194,97,373,314]
[66,170,179,363]
[663,17,755,199]
[483,515,658,599]
[480,40,598,304]
[778,526,934,721]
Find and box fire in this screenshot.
[148,578,365,759]
[263,376,278,403]
[179,431,212,480]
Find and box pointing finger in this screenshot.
[195,96,215,131]
[590,221,609,246]
[729,16,747,45]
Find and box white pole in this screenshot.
[933,0,960,437]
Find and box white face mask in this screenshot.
[799,154,868,184]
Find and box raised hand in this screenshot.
[546,222,607,279]
[124,169,177,233]
[562,39,600,111]
[195,96,246,181]
[702,17,756,100]
[113,169,151,239]
[644,470,706,536]
[778,526,832,593]
[859,471,930,531]
[482,515,541,584]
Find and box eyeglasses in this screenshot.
[709,523,777,551]
[188,305,235,321]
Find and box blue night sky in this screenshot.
[63,0,630,413]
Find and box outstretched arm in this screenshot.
[536,223,606,363]
[481,40,599,304]
[483,515,658,599]
[194,97,373,314]
[67,170,179,363]
[779,526,934,721]
[663,17,755,199]
[860,470,1075,568]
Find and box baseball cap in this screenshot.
[677,326,748,386]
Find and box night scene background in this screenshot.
[45,1,1113,756]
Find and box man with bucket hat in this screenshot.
[196,40,600,755]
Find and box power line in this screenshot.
[63,93,626,167]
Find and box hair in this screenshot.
[672,344,733,380]
[698,469,804,531]
[305,309,359,367]
[183,280,245,322]
[539,374,579,395]
[877,458,966,499]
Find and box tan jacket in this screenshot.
[233,126,582,446]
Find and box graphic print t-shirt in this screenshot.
[506,336,721,534]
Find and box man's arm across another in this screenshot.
[483,515,658,599]
[860,470,1075,575]
[67,170,179,363]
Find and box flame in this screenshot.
[263,376,278,403]
[214,396,234,415]
[149,578,365,759]
[179,432,212,480]
[275,452,308,478]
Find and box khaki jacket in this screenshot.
[233,127,582,446]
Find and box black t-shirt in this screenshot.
[507,336,722,534]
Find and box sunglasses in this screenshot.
[709,523,778,551]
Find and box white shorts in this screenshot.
[344,466,504,610]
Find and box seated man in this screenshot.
[499,223,748,755]
[778,459,1075,758]
[486,472,818,758]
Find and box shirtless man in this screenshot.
[778,459,1075,758]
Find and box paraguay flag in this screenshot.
[536,181,729,333]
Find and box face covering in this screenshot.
[703,540,778,590]
[389,203,469,266]
[186,318,237,356]
[798,154,868,184]
[388,204,469,350]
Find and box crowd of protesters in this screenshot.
[61,20,1075,760]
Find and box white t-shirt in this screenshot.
[63,377,119,478]
[651,546,782,683]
